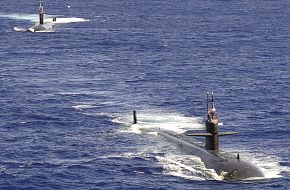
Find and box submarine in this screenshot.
[28,1,55,32]
[133,93,264,181]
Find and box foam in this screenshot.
[13,26,27,32]
[252,154,284,179]
[114,110,204,134]
[98,152,221,181]
[72,104,97,110]
[281,165,290,174]
[98,152,146,159]
[118,124,143,134]
[72,100,116,111]
[156,154,222,181]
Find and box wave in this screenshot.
[0,13,38,21]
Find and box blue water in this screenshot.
[1,0,290,189]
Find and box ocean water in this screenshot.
[0,0,290,189]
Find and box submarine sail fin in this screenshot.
[186,133,212,137]
[218,132,238,136]
[186,131,237,137]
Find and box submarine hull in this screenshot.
[158,130,264,180]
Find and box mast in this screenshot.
[39,1,44,25]
[133,110,137,124]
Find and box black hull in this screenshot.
[158,130,264,180]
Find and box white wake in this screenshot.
[113,110,204,134]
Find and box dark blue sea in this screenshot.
[0,0,289,189]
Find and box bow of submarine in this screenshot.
[157,130,264,180]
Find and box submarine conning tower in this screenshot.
[187,92,237,151]
[39,1,44,25]
[205,92,219,150]
[205,92,238,150]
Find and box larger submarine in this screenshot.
[133,93,264,180]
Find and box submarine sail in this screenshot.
[28,1,54,32]
[39,1,44,25]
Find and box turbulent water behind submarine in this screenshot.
[0,0,290,189]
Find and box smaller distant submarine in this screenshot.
[133,93,264,180]
[29,1,55,32]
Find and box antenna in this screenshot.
[206,92,209,114]
[211,91,215,110]
[39,1,44,25]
